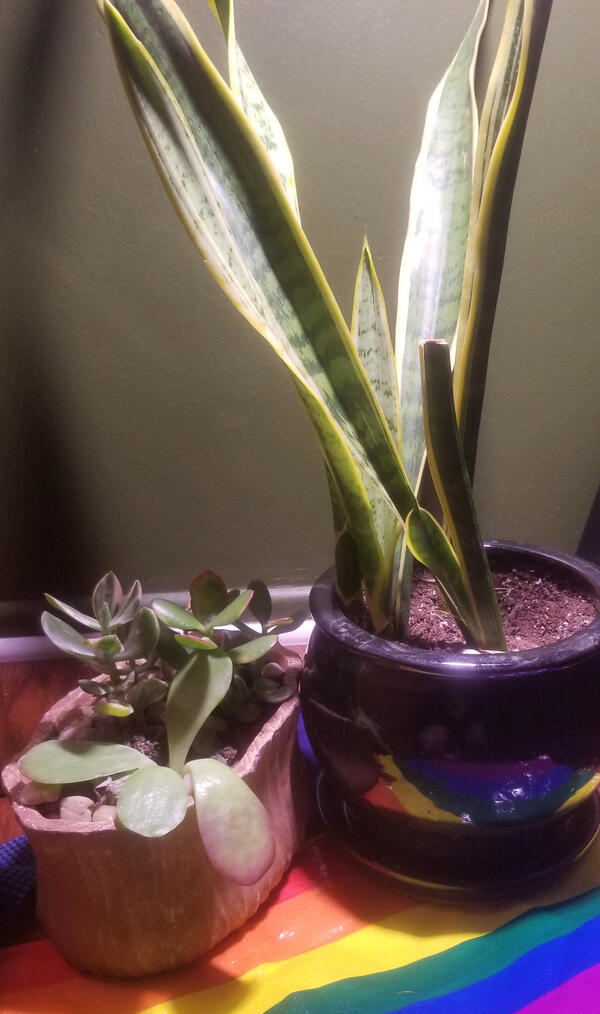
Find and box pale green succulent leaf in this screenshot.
[44,596,101,632]
[20,740,153,785]
[228,633,276,664]
[174,632,218,650]
[211,588,254,629]
[184,757,275,884]
[167,650,233,773]
[93,699,135,718]
[84,633,123,657]
[117,765,187,837]
[41,612,99,661]
[114,606,160,660]
[395,0,488,490]
[419,339,505,650]
[111,580,143,625]
[152,598,206,633]
[92,571,123,623]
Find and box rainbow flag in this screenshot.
[3,831,600,1013]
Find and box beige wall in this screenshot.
[1,0,599,604]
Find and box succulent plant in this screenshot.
[20,569,301,885]
[43,572,161,719]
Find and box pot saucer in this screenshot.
[317,775,600,902]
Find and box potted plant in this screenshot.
[15,0,600,897]
[2,570,307,976]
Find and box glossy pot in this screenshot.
[300,542,600,897]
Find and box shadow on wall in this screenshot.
[1,3,92,609]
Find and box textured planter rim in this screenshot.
[2,686,306,977]
[309,540,600,677]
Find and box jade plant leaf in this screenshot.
[190,570,229,625]
[152,598,205,633]
[111,579,143,625]
[184,758,275,885]
[228,634,276,665]
[43,596,101,632]
[93,700,134,718]
[92,571,123,623]
[117,765,188,837]
[85,634,123,657]
[114,606,160,660]
[167,651,233,773]
[126,677,168,711]
[174,633,218,651]
[247,580,271,627]
[20,740,153,785]
[41,613,99,662]
[210,589,254,629]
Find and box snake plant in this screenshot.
[92,0,552,649]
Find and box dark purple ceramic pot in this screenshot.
[300,542,600,897]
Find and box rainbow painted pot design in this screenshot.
[301,542,600,895]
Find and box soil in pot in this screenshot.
[407,558,598,652]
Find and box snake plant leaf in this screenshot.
[41,613,99,662]
[206,0,300,220]
[167,650,233,773]
[114,605,160,660]
[102,1,416,526]
[117,765,188,837]
[395,0,488,491]
[20,740,153,785]
[453,0,554,478]
[352,237,400,446]
[44,596,101,632]
[293,379,389,630]
[152,598,206,633]
[190,570,229,625]
[351,237,401,610]
[419,339,505,650]
[228,633,276,665]
[111,579,143,626]
[184,758,275,884]
[404,508,474,639]
[211,588,254,629]
[174,632,219,651]
[92,571,123,624]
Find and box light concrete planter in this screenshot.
[2,687,306,978]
